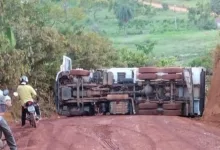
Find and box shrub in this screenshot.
[162,3,169,11]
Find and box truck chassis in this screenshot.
[54,65,206,117]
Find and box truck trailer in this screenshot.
[54,56,206,117]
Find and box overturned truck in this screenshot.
[55,60,206,117]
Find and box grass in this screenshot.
[111,30,219,64]
[86,3,219,66]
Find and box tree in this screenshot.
[79,0,109,20]
[67,32,119,69]
[118,48,149,67]
[135,40,157,55]
[211,0,220,15]
[188,2,216,30]
[114,3,134,31]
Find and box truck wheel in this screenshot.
[138,109,158,115]
[159,67,183,74]
[139,67,158,73]
[163,109,182,116]
[161,74,182,80]
[138,103,158,109]
[163,103,182,110]
[70,69,90,76]
[137,73,157,80]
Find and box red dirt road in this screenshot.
[10,116,220,150]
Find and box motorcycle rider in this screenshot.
[16,75,41,127]
[0,89,17,150]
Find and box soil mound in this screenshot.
[203,45,220,123]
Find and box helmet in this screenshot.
[20,75,28,83]
[3,89,9,96]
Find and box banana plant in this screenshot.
[5,27,16,48]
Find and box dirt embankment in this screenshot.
[203,45,220,124]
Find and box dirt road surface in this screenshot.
[138,0,188,12]
[9,116,220,150]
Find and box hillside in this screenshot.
[0,0,218,118]
[91,0,218,66]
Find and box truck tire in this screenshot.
[159,67,183,74]
[163,103,182,110]
[161,74,182,80]
[70,69,90,76]
[139,67,158,73]
[138,109,158,115]
[162,109,182,116]
[138,103,158,109]
[137,73,157,80]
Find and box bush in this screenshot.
[162,3,169,11]
[127,30,143,35]
[188,52,212,69]
[188,2,217,30]
[118,48,149,67]
[211,0,220,15]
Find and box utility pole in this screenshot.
[174,5,177,30]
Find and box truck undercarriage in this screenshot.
[55,61,206,117]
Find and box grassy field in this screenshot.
[87,1,219,66]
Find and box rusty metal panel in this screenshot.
[109,101,129,114]
[107,94,129,100]
[61,87,72,100]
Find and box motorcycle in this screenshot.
[24,101,38,128]
[13,92,39,128]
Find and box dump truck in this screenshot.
[54,56,206,117]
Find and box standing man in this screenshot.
[0,89,17,150]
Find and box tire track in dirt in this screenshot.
[174,117,220,137]
[43,122,73,150]
[116,116,196,150]
[12,116,220,150]
[92,125,120,150]
[45,122,110,150]
[13,127,35,149]
[154,117,201,150]
[53,116,156,150]
[66,124,156,150]
[105,124,156,150]
[52,124,108,150]
[153,117,220,150]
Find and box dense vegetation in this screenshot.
[0,0,218,118]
